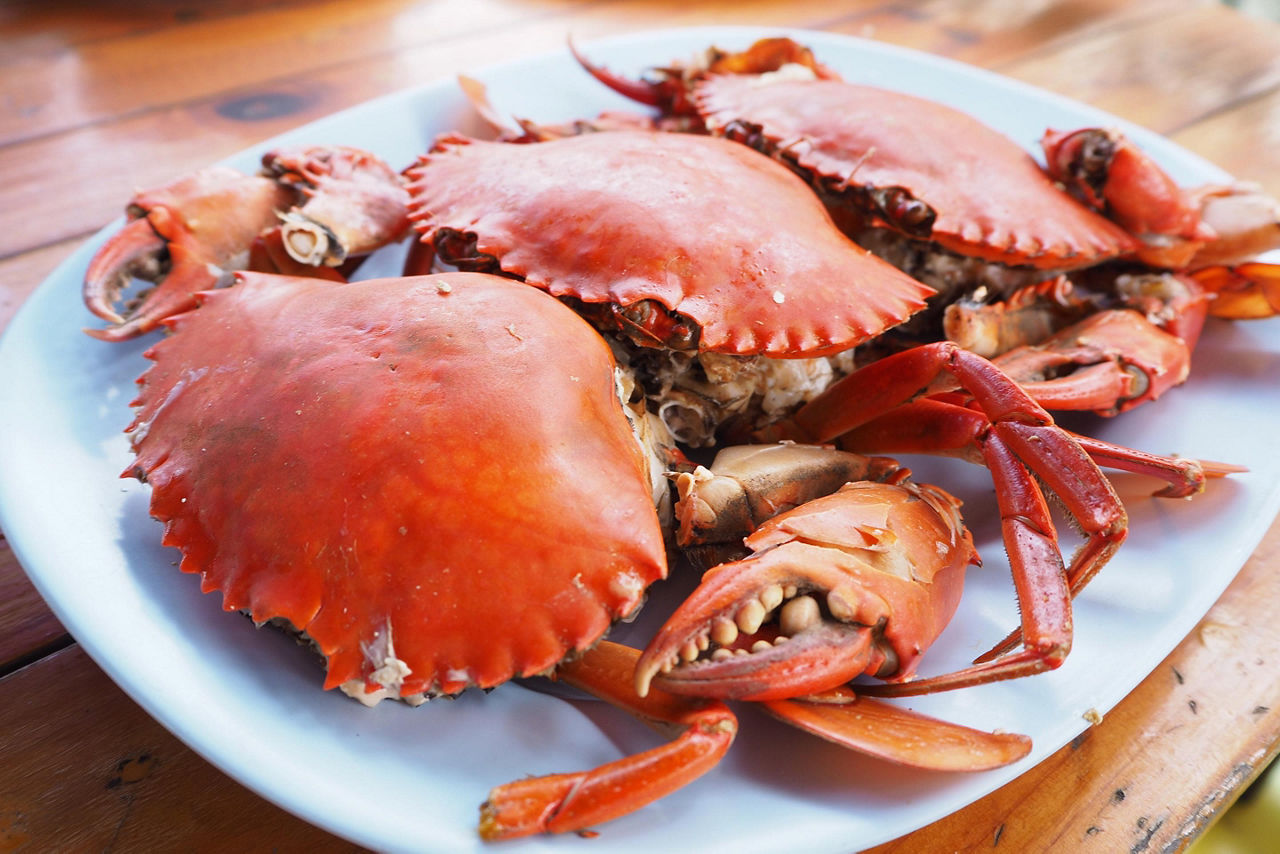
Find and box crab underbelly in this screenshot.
[609,336,857,448]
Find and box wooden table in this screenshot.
[3,1,1280,850]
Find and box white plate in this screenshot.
[3,26,1280,854]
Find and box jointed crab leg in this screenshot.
[764,342,1126,693]
[479,641,737,840]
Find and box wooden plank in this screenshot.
[0,0,331,62]
[0,0,549,146]
[0,644,361,850]
[867,513,1280,852]
[820,0,1211,69]
[1001,2,1280,134]
[0,532,68,676]
[1172,86,1280,197]
[0,0,1266,263]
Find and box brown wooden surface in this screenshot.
[2,1,1279,851]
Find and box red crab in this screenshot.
[124,269,1029,840]
[83,144,410,341]
[571,37,1280,422]
[405,128,1128,701]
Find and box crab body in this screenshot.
[127,271,665,699]
[696,75,1138,273]
[408,130,933,359]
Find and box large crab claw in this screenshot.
[757,342,1127,693]
[637,450,1031,771]
[1042,127,1213,268]
[83,146,410,341]
[990,308,1191,417]
[1044,127,1280,270]
[639,479,974,703]
[83,167,293,341]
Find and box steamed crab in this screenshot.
[572,37,1280,424]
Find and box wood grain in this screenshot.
[3,1,1280,851]
[0,644,361,850]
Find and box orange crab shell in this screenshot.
[406,131,935,358]
[125,271,666,697]
[693,76,1140,270]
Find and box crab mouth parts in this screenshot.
[637,583,890,701]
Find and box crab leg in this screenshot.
[841,397,1215,500]
[479,641,736,840]
[763,687,1031,771]
[762,342,1126,692]
[1192,262,1280,319]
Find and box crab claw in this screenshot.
[83,216,168,327]
[992,308,1192,416]
[1043,127,1214,268]
[637,481,974,703]
[261,145,410,268]
[82,167,295,341]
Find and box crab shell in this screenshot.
[125,271,666,698]
[693,75,1140,271]
[405,130,935,358]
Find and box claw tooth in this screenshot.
[827,590,855,621]
[774,635,790,644]
[680,641,699,662]
[635,666,655,698]
[779,594,822,636]
[736,600,766,635]
[711,617,738,646]
[750,640,772,653]
[760,584,784,612]
[784,584,799,599]
[710,648,734,662]
[696,634,710,652]
[660,657,675,674]
[734,648,749,656]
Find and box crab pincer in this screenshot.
[640,444,1033,770]
[83,167,294,341]
[83,145,409,341]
